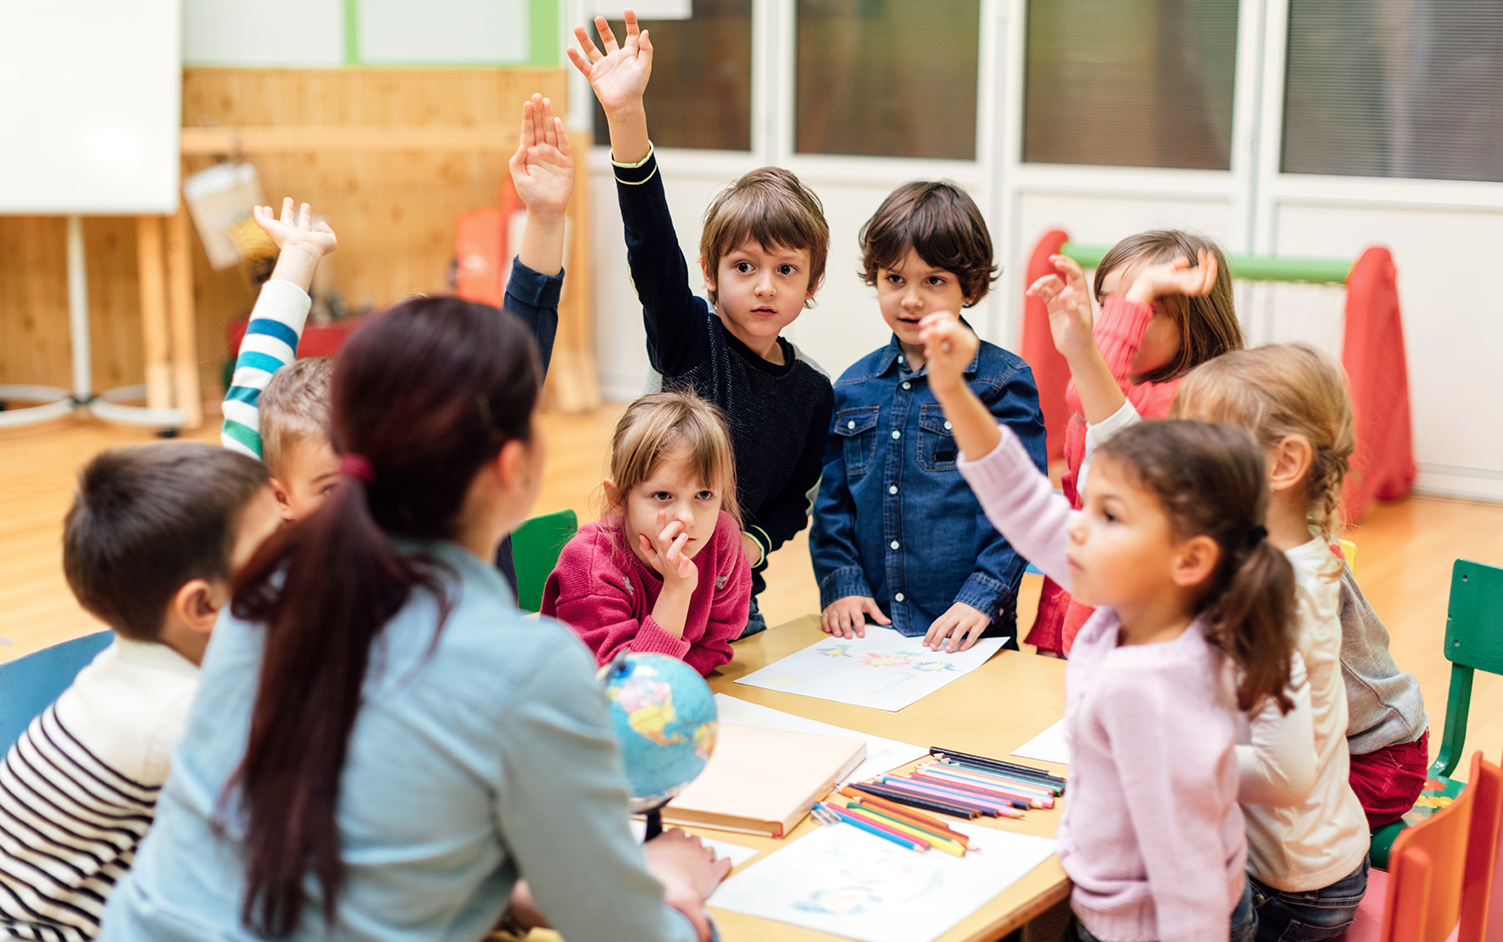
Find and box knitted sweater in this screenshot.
[959,425,1245,942]
[542,511,752,677]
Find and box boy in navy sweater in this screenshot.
[571,13,833,636]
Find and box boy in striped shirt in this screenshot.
[0,443,280,941]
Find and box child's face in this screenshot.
[877,248,969,358]
[1099,261,1182,375]
[1065,456,1191,611]
[270,437,342,522]
[706,239,815,353]
[619,447,724,570]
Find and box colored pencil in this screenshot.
[909,769,1052,809]
[831,800,966,857]
[913,767,1056,808]
[887,774,1029,811]
[817,802,929,851]
[924,761,1062,797]
[935,757,1066,794]
[849,782,984,820]
[879,776,1017,816]
[930,747,1067,786]
[840,789,971,844]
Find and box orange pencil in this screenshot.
[838,787,970,845]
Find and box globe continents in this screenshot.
[601,652,719,812]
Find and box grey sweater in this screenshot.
[1340,566,1429,754]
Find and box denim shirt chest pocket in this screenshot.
[917,404,958,472]
[834,406,881,478]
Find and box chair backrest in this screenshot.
[511,509,579,612]
[0,631,114,752]
[1473,751,1503,942]
[1381,751,1493,942]
[1433,560,1503,778]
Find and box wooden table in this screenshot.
[699,614,1071,942]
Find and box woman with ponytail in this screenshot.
[920,311,1296,942]
[98,298,727,942]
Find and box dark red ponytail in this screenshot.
[225,297,539,937]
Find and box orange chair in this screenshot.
[1346,750,1501,941]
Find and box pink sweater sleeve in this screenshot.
[956,426,1074,591]
[1095,296,1155,386]
[1101,673,1240,942]
[543,534,692,665]
[682,513,752,676]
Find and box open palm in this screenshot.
[566,11,653,114]
[1030,256,1094,358]
[253,198,337,259]
[509,94,573,217]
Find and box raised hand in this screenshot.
[923,601,990,653]
[567,11,654,116]
[917,311,978,395]
[1027,254,1094,359]
[821,595,891,639]
[1125,249,1218,306]
[510,94,573,218]
[253,198,337,260]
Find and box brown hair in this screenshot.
[259,356,334,479]
[228,297,541,937]
[1096,420,1298,713]
[700,167,829,308]
[605,391,739,525]
[1172,343,1355,540]
[859,181,997,305]
[63,443,269,641]
[1094,230,1244,384]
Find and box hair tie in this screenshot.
[1246,524,1269,547]
[339,453,375,484]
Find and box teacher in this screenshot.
[98,297,726,941]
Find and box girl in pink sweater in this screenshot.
[920,312,1296,942]
[1027,231,1244,657]
[543,392,752,676]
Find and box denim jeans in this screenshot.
[1248,858,1367,942]
[736,594,767,639]
[1065,877,1256,942]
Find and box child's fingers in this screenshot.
[1027,273,1063,297]
[638,533,655,559]
[571,24,603,62]
[540,98,558,148]
[553,118,572,157]
[638,28,652,60]
[623,8,640,38]
[862,599,891,625]
[299,203,313,230]
[279,197,295,226]
[565,43,594,77]
[1050,254,1086,282]
[596,16,620,53]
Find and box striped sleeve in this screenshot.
[220,280,312,459]
[0,708,160,941]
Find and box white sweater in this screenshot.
[0,639,199,941]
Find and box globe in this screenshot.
[600,652,719,813]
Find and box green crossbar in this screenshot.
[1060,242,1353,285]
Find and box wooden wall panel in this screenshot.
[0,67,567,402]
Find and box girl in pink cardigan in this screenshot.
[543,392,752,676]
[919,312,1296,942]
[1026,231,1244,657]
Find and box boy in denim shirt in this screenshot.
[812,183,1046,652]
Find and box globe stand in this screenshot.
[644,803,666,841]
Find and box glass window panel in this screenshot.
[590,0,752,152]
[1023,0,1238,170]
[1282,1,1503,182]
[795,0,980,160]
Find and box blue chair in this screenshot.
[0,631,113,752]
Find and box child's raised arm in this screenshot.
[568,11,653,164]
[509,94,573,277]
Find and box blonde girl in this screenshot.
[921,311,1293,942]
[1026,230,1245,656]
[543,392,752,676]
[1172,343,1425,940]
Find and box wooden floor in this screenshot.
[4,405,1503,775]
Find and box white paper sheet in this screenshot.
[733,626,1008,711]
[713,694,929,784]
[710,819,1057,942]
[629,819,760,871]
[1010,719,1070,766]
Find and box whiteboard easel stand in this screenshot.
[0,216,186,432]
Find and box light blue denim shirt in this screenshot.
[98,541,696,942]
[811,332,1047,639]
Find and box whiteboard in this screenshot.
[0,0,182,214]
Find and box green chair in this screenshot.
[1370,558,1503,868]
[511,509,579,613]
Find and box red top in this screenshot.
[541,510,752,677]
[1033,296,1182,657]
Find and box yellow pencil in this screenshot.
[831,798,967,857]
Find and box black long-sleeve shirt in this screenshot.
[614,150,833,582]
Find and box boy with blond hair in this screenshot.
[572,13,834,635]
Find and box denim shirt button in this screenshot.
[847,419,856,430]
[944,421,952,430]
[891,430,901,440]
[889,485,898,495]
[902,381,911,390]
[894,592,905,602]
[890,540,900,550]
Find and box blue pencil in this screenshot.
[816,803,927,852]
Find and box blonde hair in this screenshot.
[1172,343,1355,539]
[606,392,739,525]
[700,167,829,309]
[259,356,334,478]
[1095,230,1244,384]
